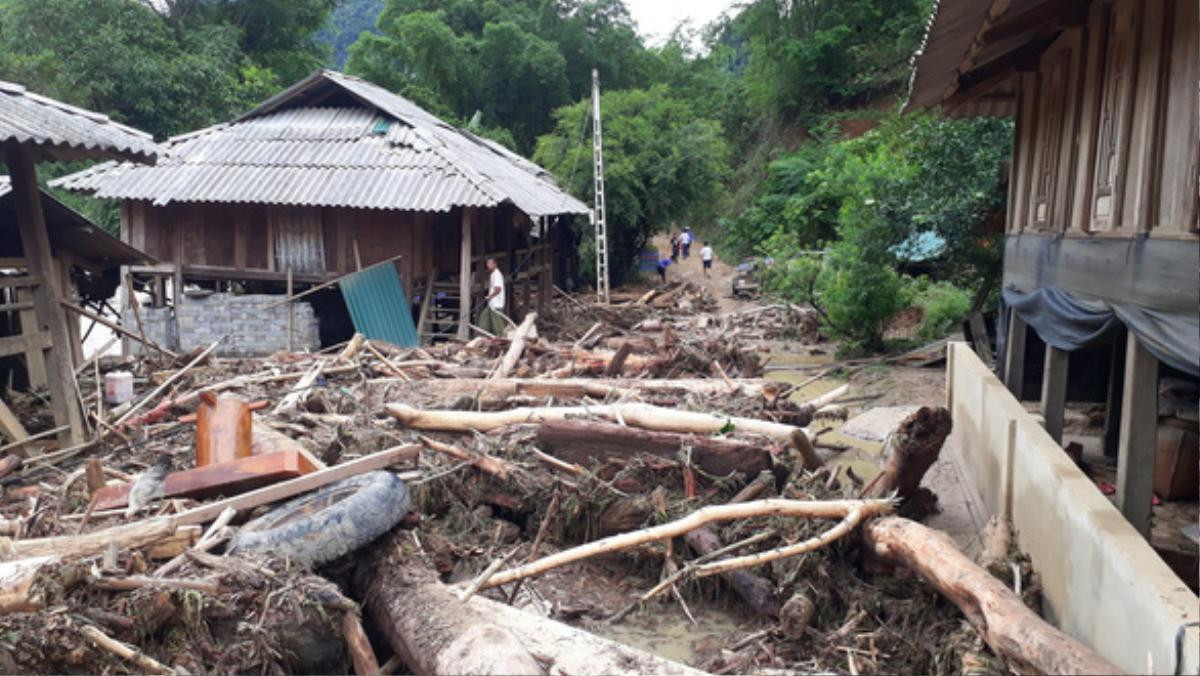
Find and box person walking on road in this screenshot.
[700,242,714,277]
[477,257,509,336]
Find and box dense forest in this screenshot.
[0,0,1012,352]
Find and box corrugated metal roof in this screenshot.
[0,177,151,266]
[0,79,159,162]
[54,70,588,217]
[339,261,419,347]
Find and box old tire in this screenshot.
[229,471,410,566]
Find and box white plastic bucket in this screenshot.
[104,371,134,405]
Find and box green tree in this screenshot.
[345,0,659,153]
[478,21,569,150]
[753,112,1011,350]
[534,86,729,285]
[317,0,385,68]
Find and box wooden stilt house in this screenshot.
[57,70,590,348]
[0,78,160,446]
[906,0,1198,536]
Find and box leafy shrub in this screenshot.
[902,277,972,340]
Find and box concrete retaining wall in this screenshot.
[124,294,320,357]
[946,342,1198,674]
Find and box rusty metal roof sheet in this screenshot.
[0,79,159,163]
[0,177,151,266]
[54,71,587,217]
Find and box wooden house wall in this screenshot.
[1007,0,1199,238]
[125,201,469,297]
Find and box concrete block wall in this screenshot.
[176,293,319,357]
[125,294,320,357]
[946,342,1199,674]
[122,306,176,356]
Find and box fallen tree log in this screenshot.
[493,312,537,379]
[863,517,1121,675]
[478,498,892,591]
[553,347,670,377]
[378,377,778,402]
[2,518,176,561]
[388,401,808,447]
[683,526,780,618]
[854,405,1120,674]
[367,539,702,675]
[536,419,773,478]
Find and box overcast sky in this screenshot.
[623,0,738,46]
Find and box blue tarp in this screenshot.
[339,262,419,347]
[999,285,1199,376]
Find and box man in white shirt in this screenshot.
[477,257,509,336]
[680,228,693,258]
[700,242,714,277]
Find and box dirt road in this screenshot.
[649,234,749,313]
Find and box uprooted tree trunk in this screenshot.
[536,419,774,478]
[863,517,1121,675]
[859,406,952,503]
[366,536,704,676]
[856,405,1122,674]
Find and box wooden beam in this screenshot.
[0,332,51,358]
[458,208,473,340]
[174,444,419,526]
[1039,345,1068,445]
[0,397,29,444]
[1003,308,1028,399]
[0,275,40,289]
[2,142,85,446]
[1116,335,1158,538]
[286,266,294,353]
[980,0,1090,43]
[59,301,178,359]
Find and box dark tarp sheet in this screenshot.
[998,285,1199,377]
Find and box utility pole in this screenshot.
[590,68,610,304]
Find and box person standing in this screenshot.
[670,233,680,262]
[477,257,509,336]
[700,241,714,277]
[680,228,692,258]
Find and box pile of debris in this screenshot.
[0,302,1119,675]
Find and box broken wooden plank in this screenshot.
[173,444,420,527]
[91,449,320,511]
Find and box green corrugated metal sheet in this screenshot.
[338,262,419,347]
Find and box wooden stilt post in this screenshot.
[1102,329,1126,460]
[457,208,473,339]
[285,266,294,353]
[3,143,85,446]
[1040,345,1068,445]
[17,285,46,387]
[1115,334,1158,538]
[1003,308,1027,399]
[538,218,550,312]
